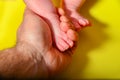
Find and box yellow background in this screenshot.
[0,0,120,79]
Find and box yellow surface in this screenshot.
[0,0,120,79]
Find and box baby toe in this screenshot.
[58,8,65,16]
[79,19,87,26]
[67,29,78,41]
[57,39,69,52]
[85,19,91,26]
[60,15,69,22]
[60,22,70,32]
[62,32,74,48]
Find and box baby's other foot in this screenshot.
[61,0,91,31]
[69,11,90,30]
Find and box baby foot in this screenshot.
[55,18,78,51]
[62,0,90,31]
[57,8,78,51]
[69,11,90,28]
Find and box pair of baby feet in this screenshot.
[24,0,90,52]
[55,7,91,51]
[48,8,90,52]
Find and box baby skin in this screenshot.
[24,0,89,51]
[0,8,77,78]
[63,0,90,29]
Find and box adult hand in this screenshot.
[17,8,77,76]
[0,8,77,78]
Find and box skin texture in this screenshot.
[63,0,90,30]
[0,0,91,78]
[24,0,90,51]
[24,0,75,52]
[0,8,77,78]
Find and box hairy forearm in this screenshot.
[0,42,48,78]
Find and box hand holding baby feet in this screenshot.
[24,0,78,52]
[16,9,76,76]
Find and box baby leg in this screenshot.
[62,0,90,31]
[24,0,76,51]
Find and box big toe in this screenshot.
[79,18,90,27]
[58,8,65,16]
[57,39,70,52]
